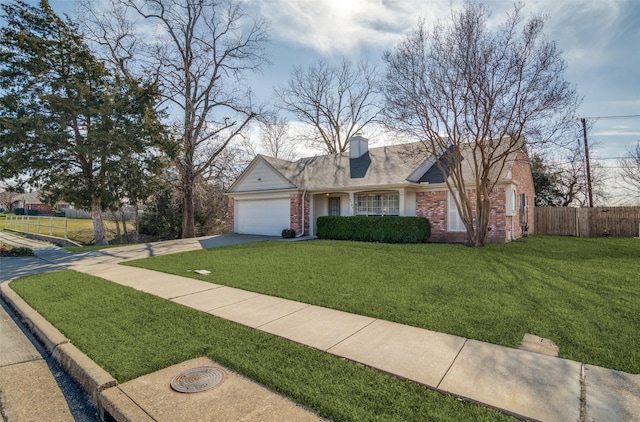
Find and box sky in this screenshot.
[6,0,640,204]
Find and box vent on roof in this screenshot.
[349,133,369,159]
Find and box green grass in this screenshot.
[11,271,511,422]
[124,235,640,374]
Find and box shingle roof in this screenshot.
[13,191,44,204]
[262,143,428,190]
[254,138,525,191]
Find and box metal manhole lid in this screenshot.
[170,366,225,393]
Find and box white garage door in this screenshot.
[236,198,290,236]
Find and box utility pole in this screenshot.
[581,118,593,208]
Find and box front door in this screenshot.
[328,197,341,216]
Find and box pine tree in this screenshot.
[0,0,168,245]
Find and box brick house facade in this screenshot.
[226,136,535,243]
[416,151,535,243]
[289,193,311,235]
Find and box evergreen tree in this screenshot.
[0,0,168,244]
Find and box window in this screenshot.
[448,191,466,232]
[328,197,341,216]
[355,193,399,216]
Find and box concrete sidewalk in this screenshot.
[1,231,640,421]
[0,298,75,421]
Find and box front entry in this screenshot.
[328,197,341,216]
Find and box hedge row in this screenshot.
[317,216,430,244]
[13,208,39,215]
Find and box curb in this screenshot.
[0,281,119,419]
[0,283,68,353]
[99,387,155,422]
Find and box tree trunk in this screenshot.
[111,210,121,239]
[91,195,108,245]
[133,202,140,243]
[121,210,129,243]
[181,182,195,238]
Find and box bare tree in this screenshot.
[533,129,611,207]
[0,189,18,212]
[78,0,138,78]
[258,115,297,160]
[618,142,640,203]
[382,3,579,246]
[242,114,298,160]
[275,57,382,154]
[81,0,269,238]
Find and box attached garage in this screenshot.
[235,198,290,236]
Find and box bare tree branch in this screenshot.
[80,0,270,238]
[383,3,579,246]
[618,141,640,203]
[275,57,382,154]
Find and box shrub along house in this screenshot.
[226,134,534,243]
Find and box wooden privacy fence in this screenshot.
[534,207,640,238]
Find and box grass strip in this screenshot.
[11,271,512,421]
[124,236,640,374]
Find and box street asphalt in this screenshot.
[1,231,639,421]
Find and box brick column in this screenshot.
[227,197,235,233]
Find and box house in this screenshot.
[9,190,69,215]
[10,191,53,214]
[226,134,535,243]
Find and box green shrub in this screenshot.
[53,210,65,217]
[317,216,430,243]
[281,228,296,238]
[27,209,38,216]
[137,190,182,239]
[0,246,34,257]
[14,208,25,215]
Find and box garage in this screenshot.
[235,198,290,236]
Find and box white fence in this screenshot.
[4,215,68,240]
[61,208,136,221]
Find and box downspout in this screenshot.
[297,188,306,237]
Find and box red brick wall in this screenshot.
[415,150,535,244]
[511,151,535,236]
[227,197,235,233]
[290,193,310,235]
[416,191,447,241]
[416,188,509,243]
[25,203,53,215]
[487,188,507,242]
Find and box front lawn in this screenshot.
[124,235,640,374]
[10,271,511,422]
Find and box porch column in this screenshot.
[349,192,355,216]
[309,194,315,237]
[399,189,406,216]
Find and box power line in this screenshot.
[581,114,640,120]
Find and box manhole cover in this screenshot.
[170,367,225,393]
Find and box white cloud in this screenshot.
[248,0,457,54]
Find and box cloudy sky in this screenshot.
[11,0,640,203]
[254,1,640,150]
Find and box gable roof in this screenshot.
[257,143,428,191]
[12,191,44,205]
[229,138,527,193]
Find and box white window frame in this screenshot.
[355,193,399,216]
[448,191,466,232]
